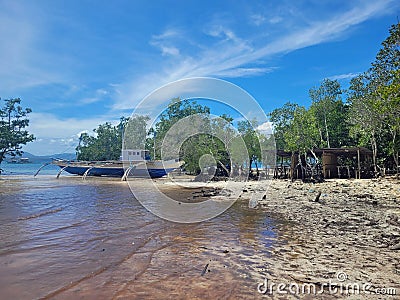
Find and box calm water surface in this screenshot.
[0,175,283,299]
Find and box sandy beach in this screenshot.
[248,177,400,299]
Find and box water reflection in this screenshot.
[0,176,282,299]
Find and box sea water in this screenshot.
[0,162,60,176]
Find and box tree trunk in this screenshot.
[318,128,324,146]
[324,116,330,148]
[255,160,259,178]
[217,160,229,176]
[0,150,6,172]
[309,148,319,178]
[249,158,253,178]
[371,134,378,176]
[391,131,399,175]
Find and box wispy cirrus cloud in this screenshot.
[328,72,361,81]
[114,0,396,110]
[79,88,110,105]
[250,14,267,26]
[0,1,74,93]
[150,29,182,57]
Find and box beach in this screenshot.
[254,177,400,299]
[0,175,399,299]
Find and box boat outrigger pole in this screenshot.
[57,165,69,179]
[34,162,52,177]
[82,166,95,180]
[121,161,146,181]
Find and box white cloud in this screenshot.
[214,67,277,77]
[0,2,67,92]
[160,46,180,56]
[28,112,110,138]
[257,122,273,134]
[23,112,125,155]
[150,28,182,57]
[328,72,361,81]
[250,14,267,26]
[115,1,394,110]
[152,29,181,40]
[269,16,283,24]
[76,130,87,136]
[206,25,242,44]
[79,88,110,105]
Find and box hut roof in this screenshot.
[314,147,372,156]
[276,147,372,158]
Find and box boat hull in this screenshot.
[54,160,181,178]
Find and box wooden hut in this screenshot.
[314,147,373,179]
[275,147,373,180]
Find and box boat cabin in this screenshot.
[121,149,151,161]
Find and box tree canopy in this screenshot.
[269,22,400,174]
[0,98,35,170]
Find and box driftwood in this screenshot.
[314,191,322,202]
[201,263,209,276]
[389,243,400,250]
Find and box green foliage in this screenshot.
[0,98,35,167]
[347,73,383,170]
[76,122,122,161]
[152,98,210,160]
[179,134,224,174]
[269,102,299,149]
[283,106,319,154]
[309,79,351,148]
[76,116,149,161]
[148,98,265,175]
[237,119,262,169]
[152,98,233,174]
[124,115,151,149]
[347,22,400,172]
[269,81,351,156]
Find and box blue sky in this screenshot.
[0,0,398,155]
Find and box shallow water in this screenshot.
[0,176,283,299]
[0,162,60,176]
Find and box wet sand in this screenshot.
[0,175,399,299]
[152,176,400,299]
[249,177,400,299]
